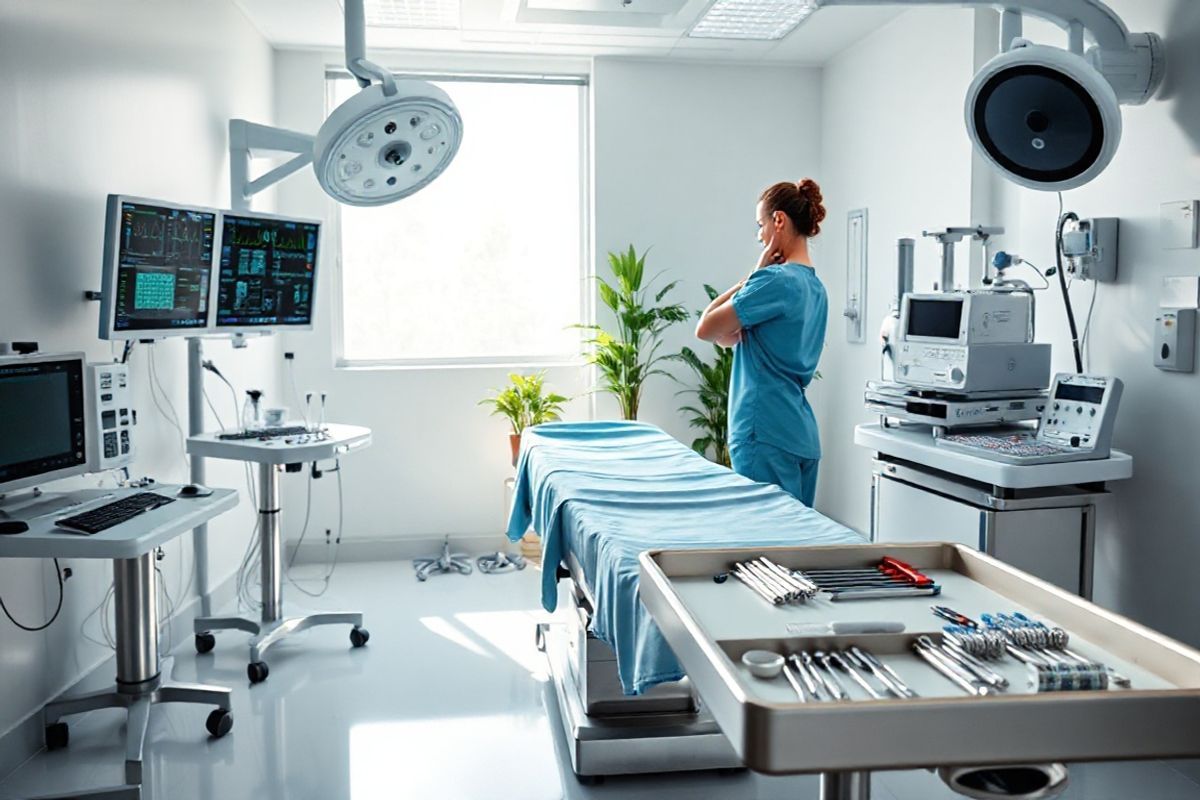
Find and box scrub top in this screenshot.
[729,262,827,460]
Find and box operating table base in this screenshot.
[540,622,742,779]
[195,611,368,684]
[42,657,232,785]
[414,536,473,581]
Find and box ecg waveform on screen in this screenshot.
[123,211,210,262]
[225,226,312,253]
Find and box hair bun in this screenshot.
[796,178,826,237]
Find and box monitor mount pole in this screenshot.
[188,121,315,616]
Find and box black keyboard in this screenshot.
[217,426,310,441]
[56,493,175,535]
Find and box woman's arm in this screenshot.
[696,281,744,343]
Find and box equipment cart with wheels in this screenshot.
[186,424,372,683]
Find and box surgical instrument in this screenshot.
[914,637,992,696]
[849,646,917,698]
[932,605,979,628]
[940,640,1009,690]
[829,651,885,699]
[812,651,850,701]
[829,585,941,601]
[732,566,784,605]
[757,557,819,597]
[789,654,825,701]
[781,663,808,702]
[741,561,797,601]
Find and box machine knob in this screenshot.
[1071,436,1081,448]
[950,367,964,383]
[1054,403,1060,410]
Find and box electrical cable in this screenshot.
[1,559,65,632]
[1054,193,1084,373]
[285,460,344,598]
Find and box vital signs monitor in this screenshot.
[98,195,220,340]
[214,211,321,333]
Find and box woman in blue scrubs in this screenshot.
[695,179,828,506]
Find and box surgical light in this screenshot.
[689,0,818,40]
[229,0,462,208]
[787,0,1165,192]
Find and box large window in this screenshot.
[331,73,588,366]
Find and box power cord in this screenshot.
[285,460,345,598]
[1053,193,1084,373]
[1,559,65,632]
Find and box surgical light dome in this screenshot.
[315,79,462,206]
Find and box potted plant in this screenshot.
[479,372,568,466]
[580,245,689,420]
[672,285,734,467]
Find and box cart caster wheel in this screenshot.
[576,774,604,786]
[195,632,216,654]
[205,709,233,738]
[350,627,370,648]
[248,662,269,684]
[45,722,69,751]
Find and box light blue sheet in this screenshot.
[506,420,862,695]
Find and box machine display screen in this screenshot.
[215,214,320,328]
[0,359,87,489]
[1055,383,1105,404]
[906,298,964,340]
[111,202,217,332]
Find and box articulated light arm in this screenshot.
[228,119,315,212]
[812,0,1161,104]
[344,0,398,96]
[813,0,1130,49]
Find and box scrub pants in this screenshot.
[730,439,819,507]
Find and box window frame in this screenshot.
[326,68,593,370]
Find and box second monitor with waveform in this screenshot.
[215,212,321,331]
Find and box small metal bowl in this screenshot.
[742,650,785,679]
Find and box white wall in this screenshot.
[814,0,1200,655]
[994,0,1200,646]
[0,0,275,745]
[591,58,823,441]
[811,8,978,528]
[270,52,822,542]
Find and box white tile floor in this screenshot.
[2,561,1199,800]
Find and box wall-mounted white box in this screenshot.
[1161,201,1198,250]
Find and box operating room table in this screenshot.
[638,541,1200,799]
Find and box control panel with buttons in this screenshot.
[87,362,136,471]
[937,373,1123,465]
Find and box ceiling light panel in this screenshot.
[363,0,460,30]
[688,0,818,40]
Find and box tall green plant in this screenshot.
[479,372,568,436]
[580,246,689,420]
[672,285,734,467]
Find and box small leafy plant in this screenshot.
[479,372,568,436]
[580,245,689,420]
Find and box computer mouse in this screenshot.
[178,484,213,498]
[0,520,29,535]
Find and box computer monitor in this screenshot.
[213,211,321,333]
[0,353,89,495]
[98,195,220,340]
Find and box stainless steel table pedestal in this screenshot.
[42,553,233,786]
[193,462,368,683]
[820,771,870,800]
